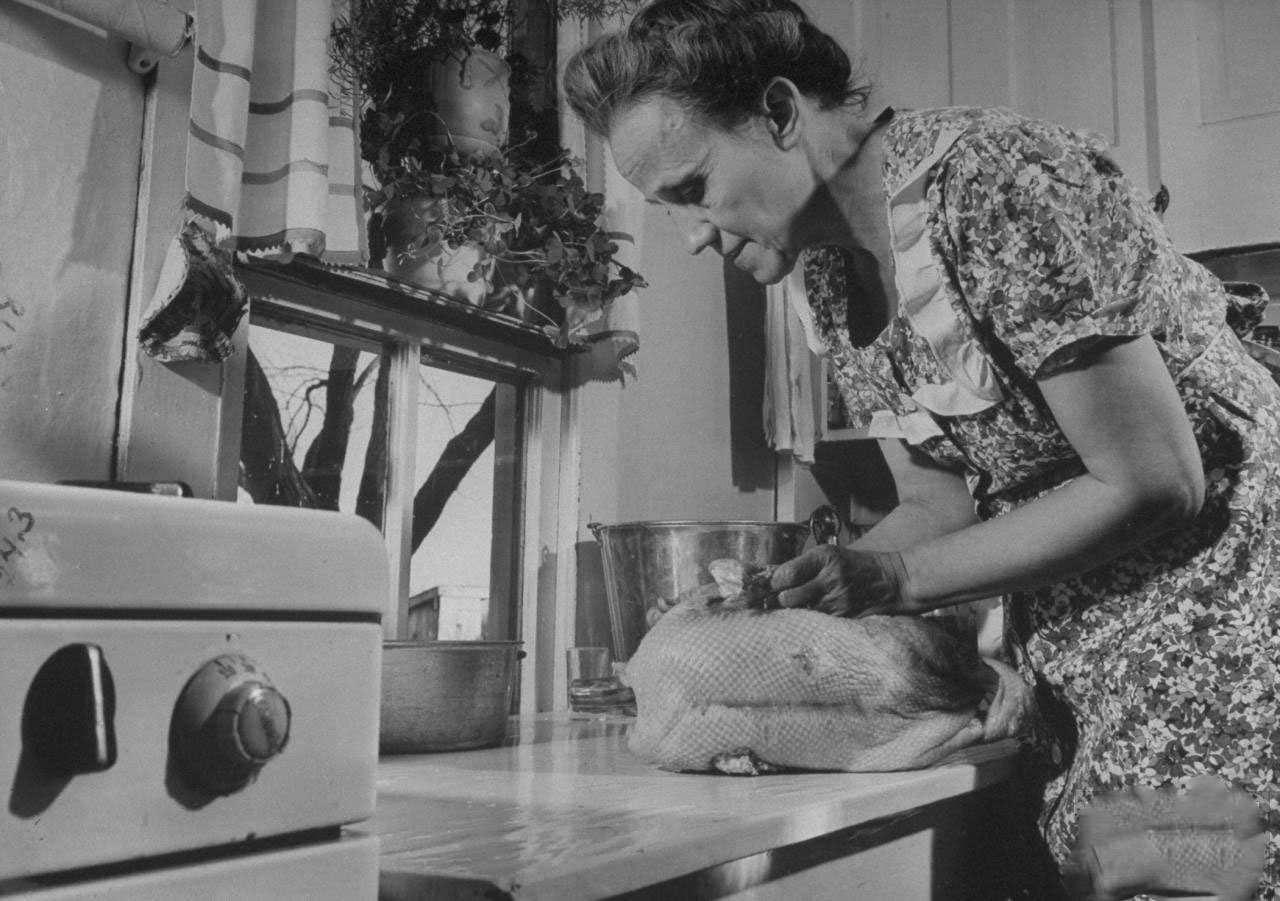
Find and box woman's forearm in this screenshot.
[852,497,978,553]
[899,471,1197,611]
[900,336,1205,611]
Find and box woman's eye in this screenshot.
[676,179,705,205]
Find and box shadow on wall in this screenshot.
[809,440,898,534]
[723,261,775,492]
[574,539,613,652]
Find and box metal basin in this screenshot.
[589,520,811,662]
[379,640,522,754]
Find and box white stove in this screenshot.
[0,480,386,898]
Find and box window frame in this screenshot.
[233,259,579,714]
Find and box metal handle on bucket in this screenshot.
[807,504,843,546]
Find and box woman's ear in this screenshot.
[761,78,802,149]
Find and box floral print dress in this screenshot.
[803,107,1280,896]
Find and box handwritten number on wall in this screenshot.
[0,507,35,584]
[0,261,27,391]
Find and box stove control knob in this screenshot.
[171,654,291,796]
[22,643,117,775]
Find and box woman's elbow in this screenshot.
[1136,467,1205,530]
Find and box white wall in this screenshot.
[1152,0,1280,251]
[0,1,217,494]
[808,0,1280,252]
[0,4,145,482]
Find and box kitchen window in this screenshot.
[233,259,576,711]
[241,310,524,643]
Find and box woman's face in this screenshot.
[609,94,813,286]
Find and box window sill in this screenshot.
[237,256,577,358]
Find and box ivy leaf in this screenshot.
[545,233,564,265]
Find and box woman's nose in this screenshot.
[683,220,719,256]
[665,206,719,256]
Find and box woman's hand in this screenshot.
[768,545,911,617]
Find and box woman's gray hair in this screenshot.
[563,0,870,137]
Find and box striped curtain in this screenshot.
[139,0,364,363]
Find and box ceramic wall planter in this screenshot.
[388,241,494,306]
[422,48,511,156]
[380,194,495,305]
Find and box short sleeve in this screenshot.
[936,119,1171,379]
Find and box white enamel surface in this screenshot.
[0,480,387,614]
[0,833,379,900]
[370,715,1017,899]
[0,620,381,879]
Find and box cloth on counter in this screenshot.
[138,0,364,363]
[627,595,1033,774]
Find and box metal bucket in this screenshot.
[379,640,523,754]
[589,520,811,661]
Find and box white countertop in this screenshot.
[359,714,1018,900]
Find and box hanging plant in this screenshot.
[332,1,647,347]
[375,142,646,347]
[331,0,521,168]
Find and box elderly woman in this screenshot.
[565,1,1279,898]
